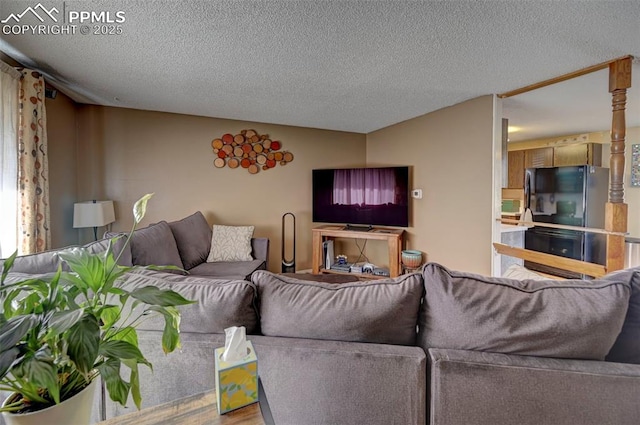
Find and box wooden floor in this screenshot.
[98,391,265,425]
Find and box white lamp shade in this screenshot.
[73,200,116,228]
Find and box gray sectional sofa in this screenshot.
[2,211,269,281]
[100,263,640,425]
[2,216,640,424]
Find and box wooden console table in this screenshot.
[99,378,273,425]
[312,225,404,278]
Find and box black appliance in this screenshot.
[524,166,609,278]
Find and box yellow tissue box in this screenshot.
[214,341,258,414]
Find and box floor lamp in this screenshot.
[73,200,116,241]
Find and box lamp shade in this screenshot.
[73,200,116,228]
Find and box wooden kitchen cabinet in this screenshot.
[507,150,525,188]
[508,143,603,191]
[553,143,602,167]
[524,147,554,168]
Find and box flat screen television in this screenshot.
[312,166,409,228]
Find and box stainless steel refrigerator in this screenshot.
[524,165,609,278]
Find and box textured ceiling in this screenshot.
[1,0,639,136]
[504,63,640,142]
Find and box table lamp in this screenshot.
[73,200,116,241]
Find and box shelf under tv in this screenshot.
[311,225,404,278]
[318,268,383,280]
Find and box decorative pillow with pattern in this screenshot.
[207,225,254,262]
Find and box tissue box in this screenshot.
[214,340,258,414]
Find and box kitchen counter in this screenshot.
[500,224,527,275]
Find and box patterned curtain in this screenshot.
[17,70,50,254]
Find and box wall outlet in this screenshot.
[411,189,423,199]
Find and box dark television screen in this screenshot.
[312,166,409,227]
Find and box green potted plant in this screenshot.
[0,194,194,424]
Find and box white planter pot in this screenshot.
[1,378,97,425]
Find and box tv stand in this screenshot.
[343,224,373,232]
[312,225,404,277]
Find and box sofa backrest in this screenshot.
[114,269,259,334]
[0,235,131,274]
[418,262,631,361]
[251,270,424,345]
[2,211,268,277]
[250,238,269,262]
[0,248,64,274]
[121,211,269,271]
[603,267,640,364]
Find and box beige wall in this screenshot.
[45,92,78,247]
[600,126,640,238]
[366,96,496,274]
[40,91,640,273]
[75,106,367,271]
[623,127,640,238]
[46,94,496,274]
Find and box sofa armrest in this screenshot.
[253,335,426,425]
[98,333,427,425]
[428,348,640,425]
[251,238,269,262]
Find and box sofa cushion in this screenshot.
[279,272,360,283]
[130,221,184,271]
[84,234,133,267]
[1,249,63,274]
[0,235,133,274]
[168,212,212,270]
[2,271,56,284]
[252,271,423,345]
[114,269,258,334]
[418,263,631,360]
[603,267,640,364]
[207,225,254,262]
[188,259,265,280]
[248,335,427,425]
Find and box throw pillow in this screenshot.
[418,262,630,360]
[251,271,424,345]
[88,233,133,267]
[168,211,212,269]
[207,225,254,262]
[603,267,640,364]
[130,221,184,271]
